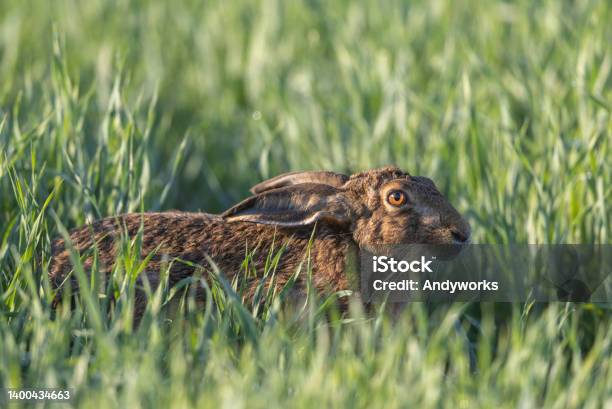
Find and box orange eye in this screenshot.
[387,190,407,207]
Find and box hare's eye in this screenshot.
[387,190,407,207]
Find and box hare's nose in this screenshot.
[451,229,470,243]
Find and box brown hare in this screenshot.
[49,166,470,318]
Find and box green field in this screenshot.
[0,0,610,407]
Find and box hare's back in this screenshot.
[49,212,222,281]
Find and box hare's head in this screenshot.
[222,167,470,247]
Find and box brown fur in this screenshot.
[49,166,470,319]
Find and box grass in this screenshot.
[0,0,611,407]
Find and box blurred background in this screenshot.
[0,0,609,243]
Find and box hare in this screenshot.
[49,166,470,318]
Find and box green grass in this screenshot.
[0,0,611,407]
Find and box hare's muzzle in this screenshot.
[450,228,470,244]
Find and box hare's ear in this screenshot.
[250,171,349,194]
[222,184,351,227]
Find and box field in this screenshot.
[0,0,611,407]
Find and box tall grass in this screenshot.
[0,0,610,407]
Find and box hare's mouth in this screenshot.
[430,229,470,260]
[451,229,471,245]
